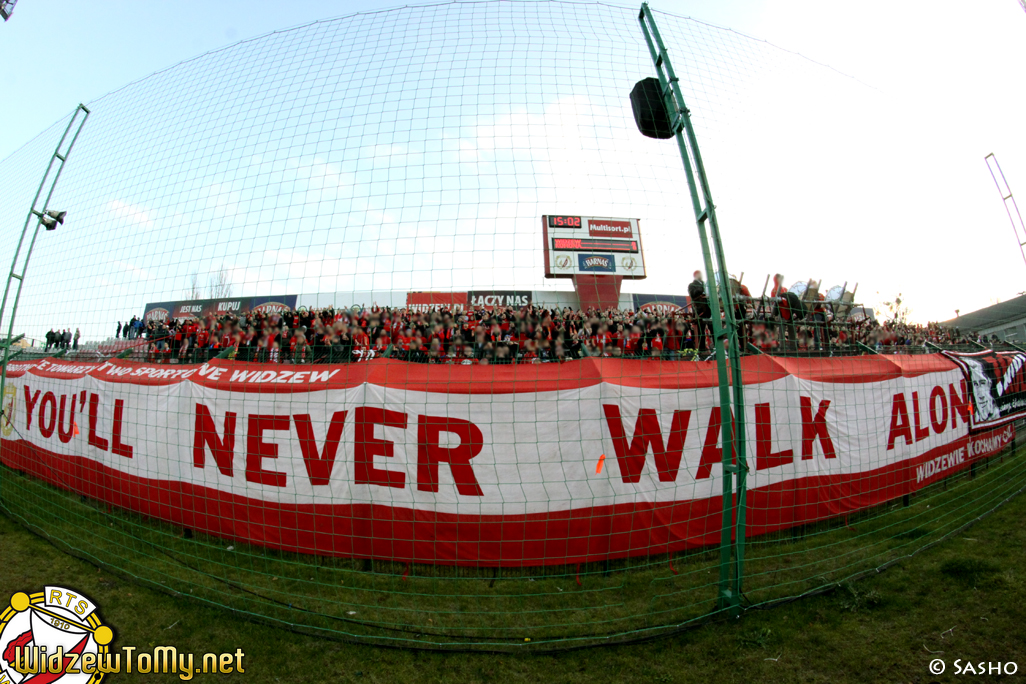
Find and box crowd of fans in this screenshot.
[122,304,690,365]
[44,328,80,351]
[109,273,991,365]
[859,320,992,349]
[116,318,146,340]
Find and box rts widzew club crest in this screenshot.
[0,587,113,684]
[2,384,15,438]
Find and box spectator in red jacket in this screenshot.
[650,335,664,358]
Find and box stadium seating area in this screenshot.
[99,301,996,365]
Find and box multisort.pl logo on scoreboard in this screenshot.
[542,215,646,279]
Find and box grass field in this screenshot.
[4,441,1026,651]
[2,458,1025,682]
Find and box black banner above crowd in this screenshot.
[144,295,298,322]
[632,293,691,314]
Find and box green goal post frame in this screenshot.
[638,3,748,613]
[0,105,90,444]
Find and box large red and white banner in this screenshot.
[0,354,1013,566]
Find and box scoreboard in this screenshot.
[542,215,646,279]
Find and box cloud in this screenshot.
[112,260,153,280]
[108,200,154,228]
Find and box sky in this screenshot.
[2,0,1026,327]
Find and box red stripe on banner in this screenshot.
[82,359,195,386]
[30,366,106,379]
[12,353,961,393]
[745,425,1014,535]
[877,353,963,377]
[772,354,959,384]
[2,425,1010,566]
[2,359,44,378]
[85,356,745,393]
[7,358,100,379]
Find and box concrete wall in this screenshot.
[979,318,1026,344]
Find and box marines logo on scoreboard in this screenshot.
[0,587,114,683]
[144,307,170,323]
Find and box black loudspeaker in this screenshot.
[630,77,674,139]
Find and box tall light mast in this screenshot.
[985,153,1026,270]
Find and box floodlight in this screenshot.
[40,210,66,231]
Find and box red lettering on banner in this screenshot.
[887,393,912,450]
[57,395,76,444]
[111,399,133,458]
[246,415,290,487]
[949,381,970,428]
[406,292,468,313]
[755,403,793,470]
[601,405,691,483]
[294,411,347,486]
[353,407,406,489]
[416,415,485,496]
[23,386,40,431]
[696,406,736,480]
[911,391,930,443]
[87,393,108,451]
[4,355,1021,568]
[38,392,57,439]
[800,397,836,459]
[929,386,948,434]
[193,403,237,477]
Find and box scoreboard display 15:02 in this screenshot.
[542,215,646,279]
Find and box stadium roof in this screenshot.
[944,294,1026,331]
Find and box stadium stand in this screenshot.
[84,293,995,366]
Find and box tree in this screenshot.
[207,266,233,299]
[879,293,911,325]
[187,272,202,300]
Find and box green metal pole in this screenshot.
[638,4,746,613]
[856,341,878,355]
[0,104,90,437]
